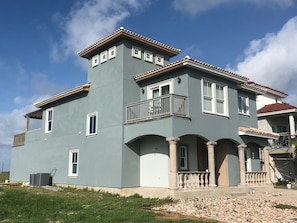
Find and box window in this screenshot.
[100,50,107,63]
[238,95,249,115]
[108,46,116,60]
[92,55,99,67]
[202,79,228,116]
[132,46,141,59]
[179,146,188,170]
[148,80,173,99]
[86,112,97,136]
[144,51,153,62]
[45,108,53,133]
[68,150,79,177]
[155,54,164,66]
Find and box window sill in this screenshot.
[203,111,229,119]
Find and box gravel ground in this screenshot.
[153,189,297,223]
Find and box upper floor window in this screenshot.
[45,108,53,133]
[238,95,249,115]
[155,54,164,66]
[144,51,153,63]
[86,112,97,136]
[179,145,188,170]
[108,46,116,60]
[147,79,173,99]
[202,79,228,116]
[92,55,99,67]
[68,150,79,177]
[100,50,107,63]
[132,46,141,59]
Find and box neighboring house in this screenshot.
[11,28,278,198]
[251,82,297,182]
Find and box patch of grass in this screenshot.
[274,204,297,210]
[0,186,215,223]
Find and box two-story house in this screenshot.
[11,28,278,198]
[251,82,297,182]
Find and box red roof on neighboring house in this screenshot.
[258,102,297,114]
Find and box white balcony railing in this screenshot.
[125,94,188,123]
[245,171,266,186]
[178,171,210,190]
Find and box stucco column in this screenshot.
[289,115,296,139]
[263,146,272,184]
[26,115,30,132]
[237,144,247,186]
[206,141,217,187]
[166,137,180,189]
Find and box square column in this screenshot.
[206,141,217,187]
[166,137,180,189]
[263,146,272,184]
[289,115,296,139]
[237,144,247,186]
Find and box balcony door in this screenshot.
[151,84,170,114]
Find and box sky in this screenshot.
[1,0,297,171]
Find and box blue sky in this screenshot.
[1,0,297,171]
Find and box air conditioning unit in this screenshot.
[29,173,52,186]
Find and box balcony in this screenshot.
[271,132,297,149]
[125,94,188,124]
[13,132,25,147]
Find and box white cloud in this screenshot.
[172,0,294,16]
[230,16,297,105]
[51,0,149,68]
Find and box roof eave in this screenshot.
[258,108,297,117]
[78,28,181,59]
[183,61,248,84]
[34,83,91,108]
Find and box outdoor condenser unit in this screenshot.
[29,173,52,186]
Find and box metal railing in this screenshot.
[271,132,297,148]
[177,171,210,190]
[13,132,25,147]
[125,94,188,123]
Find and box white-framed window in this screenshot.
[92,55,99,67]
[108,46,116,60]
[155,54,164,66]
[238,94,249,115]
[100,50,107,63]
[147,79,173,99]
[132,46,141,59]
[144,50,153,63]
[86,112,97,136]
[45,108,53,133]
[179,145,188,170]
[202,79,228,116]
[68,150,79,177]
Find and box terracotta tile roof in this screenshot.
[239,127,279,139]
[134,56,249,83]
[78,27,181,58]
[247,82,288,98]
[34,83,91,108]
[257,102,297,114]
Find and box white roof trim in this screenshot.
[34,83,91,108]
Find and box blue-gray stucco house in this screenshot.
[11,28,279,198]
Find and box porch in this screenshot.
[125,94,188,123]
